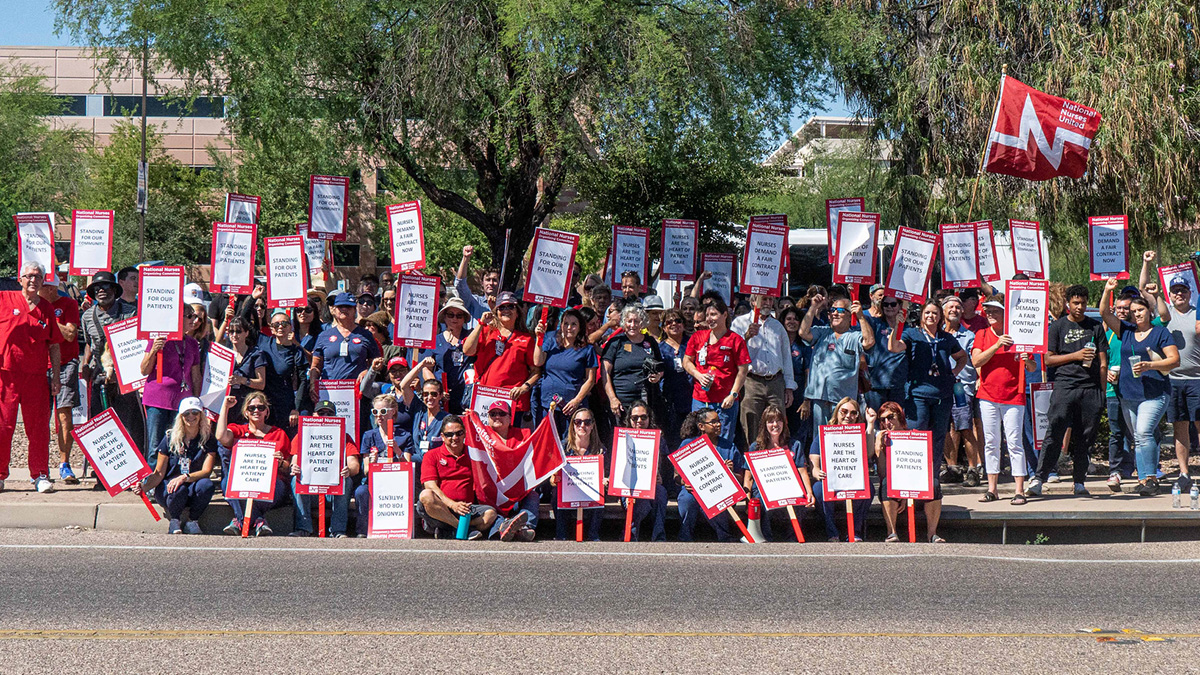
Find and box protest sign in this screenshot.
[470,384,511,420]
[558,455,606,509]
[608,427,661,500]
[700,252,736,304]
[523,227,580,308]
[14,213,56,281]
[884,227,939,303]
[210,222,257,294]
[826,198,864,264]
[669,436,748,520]
[70,375,89,425]
[974,220,1001,283]
[938,223,980,289]
[818,424,870,500]
[264,235,308,308]
[137,266,185,340]
[833,211,880,285]
[103,317,150,394]
[1005,280,1049,354]
[1031,382,1053,451]
[740,214,788,296]
[226,435,280,538]
[71,408,158,519]
[197,342,235,421]
[884,430,934,501]
[660,219,699,281]
[69,210,114,276]
[610,225,650,287]
[223,193,261,225]
[296,416,346,496]
[308,175,350,241]
[386,201,426,272]
[1158,262,1200,300]
[1088,215,1129,280]
[745,447,808,509]
[297,223,327,275]
[1009,219,1045,279]
[368,462,415,539]
[317,380,359,446]
[394,273,440,349]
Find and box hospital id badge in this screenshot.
[495,341,506,357]
[697,345,708,367]
[419,440,431,452]
[673,357,683,372]
[339,339,349,358]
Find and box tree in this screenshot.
[57,0,835,290]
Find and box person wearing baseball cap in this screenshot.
[868,284,886,319]
[131,397,218,534]
[464,291,539,423]
[37,268,84,485]
[79,269,144,460]
[309,290,382,435]
[288,400,361,537]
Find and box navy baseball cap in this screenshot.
[330,291,357,308]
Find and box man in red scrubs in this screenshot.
[0,262,64,493]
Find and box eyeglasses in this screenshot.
[880,414,897,422]
[246,404,268,413]
[629,414,649,422]
[421,391,441,398]
[840,409,859,417]
[371,408,393,416]
[19,273,41,280]
[270,322,289,329]
[573,418,594,427]
[488,410,510,418]
[442,430,464,438]
[882,301,899,308]
[181,410,202,417]
[829,308,849,315]
[184,313,197,320]
[700,418,720,426]
[229,328,247,335]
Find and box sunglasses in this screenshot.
[371,408,393,416]
[664,318,683,326]
[357,298,376,305]
[298,307,314,314]
[840,409,859,416]
[229,329,247,335]
[444,312,469,321]
[270,322,289,329]
[573,418,594,427]
[442,430,465,438]
[880,414,897,421]
[882,301,899,308]
[184,313,197,320]
[246,404,268,413]
[421,391,441,398]
[829,308,849,315]
[629,414,649,422]
[488,410,510,418]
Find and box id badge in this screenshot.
[339,339,349,358]
[697,345,708,367]
[673,356,683,372]
[452,350,464,366]
[495,341,506,357]
[419,440,431,452]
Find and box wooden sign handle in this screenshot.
[727,506,755,543]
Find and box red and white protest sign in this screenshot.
[1005,280,1049,354]
[226,439,279,501]
[368,462,415,539]
[833,211,879,285]
[669,436,747,519]
[197,342,235,421]
[470,384,511,420]
[985,76,1102,182]
[1009,219,1045,279]
[558,455,606,509]
[740,214,788,296]
[317,380,360,447]
[137,266,185,340]
[700,252,736,304]
[745,447,808,509]
[386,201,426,273]
[263,235,308,308]
[939,223,980,289]
[72,408,153,497]
[1031,382,1053,451]
[394,273,440,349]
[209,222,258,294]
[308,175,350,241]
[660,219,699,281]
[523,227,580,309]
[69,210,114,276]
[974,220,1001,283]
[1158,262,1200,300]
[296,416,346,496]
[819,424,870,500]
[297,223,327,276]
[1089,215,1129,280]
[103,317,149,394]
[223,193,261,225]
[884,430,934,501]
[610,225,650,287]
[826,198,865,264]
[885,227,939,303]
[14,213,56,281]
[608,427,661,500]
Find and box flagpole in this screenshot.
[966,63,1008,223]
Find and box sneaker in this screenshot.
[34,475,53,493]
[167,519,182,534]
[963,466,980,488]
[222,518,241,535]
[467,529,484,541]
[498,511,529,542]
[59,463,79,485]
[1047,473,1061,483]
[1157,468,1167,480]
[254,518,272,536]
[1137,477,1160,496]
[1107,473,1122,492]
[517,527,536,542]
[1025,477,1044,496]
[288,530,311,537]
[333,533,348,539]
[1073,482,1089,496]
[182,521,202,535]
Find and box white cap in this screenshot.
[183,283,206,305]
[43,274,59,287]
[178,397,205,415]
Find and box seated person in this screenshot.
[676,408,747,542]
[132,397,218,534]
[215,392,292,536]
[355,394,418,537]
[288,399,361,537]
[482,400,537,541]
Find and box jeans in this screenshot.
[626,486,668,541]
[677,489,739,542]
[292,476,351,535]
[811,479,872,541]
[143,406,175,464]
[1121,394,1170,481]
[554,507,603,541]
[905,395,952,469]
[978,400,1026,477]
[810,399,837,439]
[1107,397,1135,477]
[691,399,739,447]
[153,477,215,521]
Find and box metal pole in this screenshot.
[139,36,148,260]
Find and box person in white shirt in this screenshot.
[731,295,796,444]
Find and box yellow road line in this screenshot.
[0,629,1190,640]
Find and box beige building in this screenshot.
[765,115,893,177]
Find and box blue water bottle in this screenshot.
[456,514,471,539]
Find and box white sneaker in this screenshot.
[167,518,182,534]
[1026,477,1044,496]
[182,521,202,535]
[1047,473,1061,483]
[34,476,53,493]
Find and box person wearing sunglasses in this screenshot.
[809,397,875,542]
[533,308,596,432]
[622,402,669,541]
[289,399,361,537]
[798,289,874,439]
[428,297,475,415]
[354,393,416,537]
[309,291,382,417]
[657,308,692,478]
[550,408,607,541]
[132,397,217,534]
[139,304,204,459]
[416,416,503,539]
[215,392,292,536]
[683,293,751,447]
[222,316,267,425]
[482,400,538,540]
[873,401,945,543]
[863,294,908,416]
[676,408,747,542]
[254,308,306,430]
[463,292,539,426]
[778,306,812,453]
[407,373,449,465]
[355,292,378,323]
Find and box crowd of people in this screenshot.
[0,243,1196,543]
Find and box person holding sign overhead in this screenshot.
[874,402,944,543]
[809,398,874,542]
[455,245,501,320]
[676,408,747,542]
[462,292,539,426]
[215,392,292,536]
[798,290,874,439]
[550,408,607,541]
[139,307,204,459]
[746,405,813,541]
[131,397,217,534]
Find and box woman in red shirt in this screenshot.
[463,291,539,425]
[972,295,1037,505]
[215,391,292,535]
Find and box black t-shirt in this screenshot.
[602,333,661,404]
[1047,315,1108,388]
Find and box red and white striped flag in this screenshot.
[463,411,565,510]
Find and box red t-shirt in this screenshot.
[0,291,63,375]
[474,327,535,411]
[963,313,989,333]
[420,444,474,503]
[51,296,80,363]
[227,423,292,460]
[684,329,751,403]
[974,328,1025,405]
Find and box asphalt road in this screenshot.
[3,529,1200,673]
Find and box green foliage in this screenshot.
[754,150,901,231]
[372,168,492,275]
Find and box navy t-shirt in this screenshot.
[1118,321,1174,401]
[865,314,908,390]
[539,330,597,408]
[227,344,267,405]
[902,326,963,399]
[679,435,747,473]
[257,335,306,413]
[314,325,381,381]
[747,440,807,470]
[658,337,693,410]
[359,426,415,461]
[154,433,219,479]
[430,330,474,409]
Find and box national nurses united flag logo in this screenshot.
[984,76,1102,181]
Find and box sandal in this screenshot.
[929,534,946,543]
[1011,494,1027,505]
[979,491,998,502]
[885,533,899,543]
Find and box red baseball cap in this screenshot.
[487,400,512,415]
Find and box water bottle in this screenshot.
[1172,483,1181,508]
[1190,484,1198,510]
[456,513,471,539]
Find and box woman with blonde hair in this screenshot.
[215,391,292,536]
[132,397,218,534]
[809,397,876,542]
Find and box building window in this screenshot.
[103,95,226,118]
[51,95,87,116]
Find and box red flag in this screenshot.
[463,411,565,510]
[984,76,1102,181]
